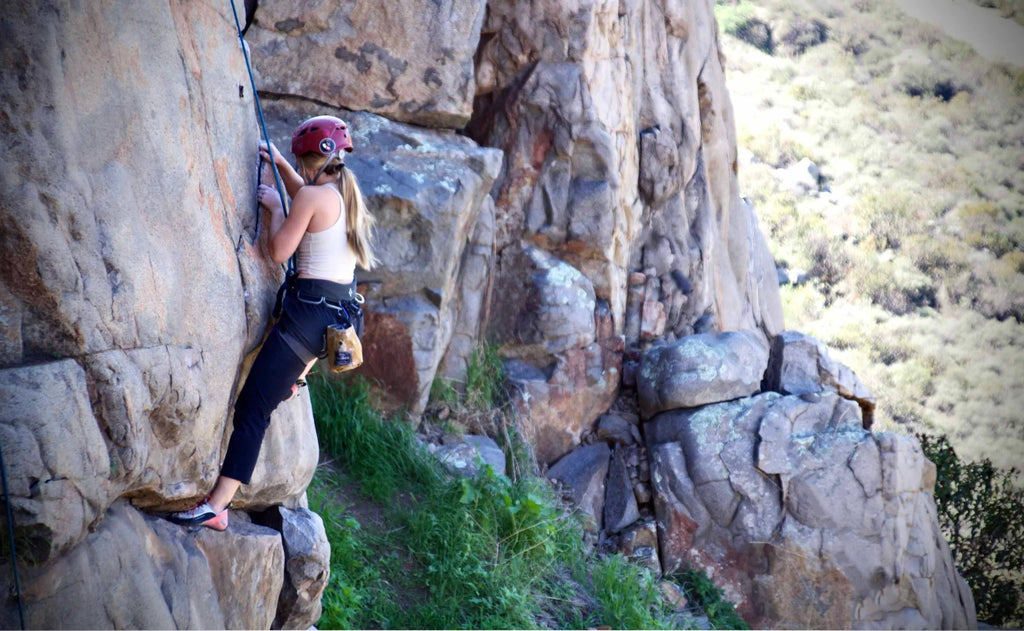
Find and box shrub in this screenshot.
[847,252,936,315]
[852,190,928,251]
[807,233,852,291]
[715,0,765,50]
[892,61,972,101]
[919,434,1024,627]
[777,17,828,56]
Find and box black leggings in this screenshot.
[220,278,361,485]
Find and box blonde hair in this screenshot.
[297,153,378,270]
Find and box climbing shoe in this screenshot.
[166,500,229,531]
[285,378,307,402]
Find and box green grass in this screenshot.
[307,373,717,629]
[307,472,399,628]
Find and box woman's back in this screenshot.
[296,185,355,283]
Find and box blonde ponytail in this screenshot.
[297,153,377,270]
[339,165,377,270]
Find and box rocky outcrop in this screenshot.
[764,329,877,427]
[648,390,975,629]
[247,0,487,128]
[550,329,975,629]
[0,0,322,626]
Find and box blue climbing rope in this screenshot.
[228,0,295,275]
[1,445,26,630]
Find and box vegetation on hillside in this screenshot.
[715,0,1024,473]
[306,357,747,629]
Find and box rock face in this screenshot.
[0,0,319,626]
[248,0,784,459]
[247,0,487,128]
[647,391,975,628]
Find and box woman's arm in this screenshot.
[259,141,305,198]
[258,184,327,264]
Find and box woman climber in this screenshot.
[167,115,376,530]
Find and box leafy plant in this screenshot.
[677,567,750,630]
[919,434,1024,627]
[464,344,505,411]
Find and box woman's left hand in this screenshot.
[257,184,284,214]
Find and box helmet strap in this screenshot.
[307,151,343,185]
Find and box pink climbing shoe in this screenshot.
[166,499,229,531]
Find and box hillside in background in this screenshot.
[716,0,1024,473]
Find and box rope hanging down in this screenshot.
[229,0,295,275]
[1,446,26,630]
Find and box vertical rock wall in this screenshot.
[247,0,782,464]
[1,1,326,627]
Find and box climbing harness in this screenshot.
[1,445,26,630]
[229,0,295,275]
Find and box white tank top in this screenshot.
[296,186,357,283]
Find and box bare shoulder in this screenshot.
[292,184,337,212]
[293,184,336,203]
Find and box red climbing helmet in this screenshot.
[290,116,353,157]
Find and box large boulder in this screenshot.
[0,500,283,630]
[506,341,620,466]
[646,391,976,629]
[765,330,876,427]
[267,507,331,630]
[490,247,598,363]
[638,330,770,419]
[247,0,487,128]
[604,446,641,534]
[545,443,612,532]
